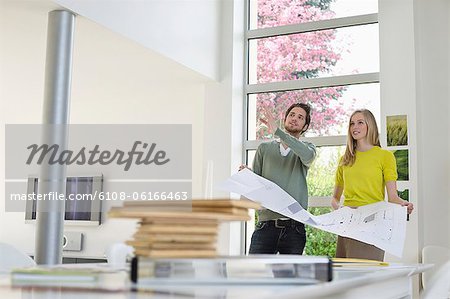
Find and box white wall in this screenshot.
[202,0,245,255]
[55,0,221,81]
[413,0,450,250]
[0,0,209,258]
[379,0,419,264]
[378,0,450,283]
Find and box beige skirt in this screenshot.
[336,236,385,261]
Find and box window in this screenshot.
[244,0,380,254]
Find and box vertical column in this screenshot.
[35,10,75,265]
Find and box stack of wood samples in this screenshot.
[108,199,261,258]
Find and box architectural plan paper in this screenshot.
[219,169,407,257]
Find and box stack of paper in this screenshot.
[128,219,219,258]
[108,199,261,258]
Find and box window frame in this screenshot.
[243,5,380,208]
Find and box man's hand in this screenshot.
[238,164,251,171]
[260,106,278,135]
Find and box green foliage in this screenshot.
[387,117,408,146]
[291,70,319,80]
[398,189,409,201]
[307,163,334,197]
[304,147,342,256]
[392,150,409,181]
[305,207,337,257]
[304,0,333,10]
[307,147,343,197]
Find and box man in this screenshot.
[240,103,316,254]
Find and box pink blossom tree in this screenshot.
[255,0,350,138]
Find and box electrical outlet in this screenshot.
[63,232,83,251]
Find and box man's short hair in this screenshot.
[284,103,312,133]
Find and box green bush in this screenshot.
[303,147,343,257]
[305,207,337,257]
[398,189,409,201]
[392,150,409,181]
[306,147,343,197]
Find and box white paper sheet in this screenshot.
[218,169,407,257]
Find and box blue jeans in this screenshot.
[249,219,306,254]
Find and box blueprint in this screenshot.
[219,169,407,257]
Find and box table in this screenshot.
[0,263,432,299]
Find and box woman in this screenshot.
[331,109,414,261]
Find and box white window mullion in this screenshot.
[308,196,334,208]
[244,135,346,151]
[247,13,378,40]
[246,73,379,94]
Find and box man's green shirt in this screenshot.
[253,128,316,221]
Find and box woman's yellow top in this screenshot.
[335,146,398,207]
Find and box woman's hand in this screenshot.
[386,181,414,214]
[401,200,414,214]
[331,186,344,210]
[331,197,341,210]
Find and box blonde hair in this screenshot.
[341,109,381,166]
